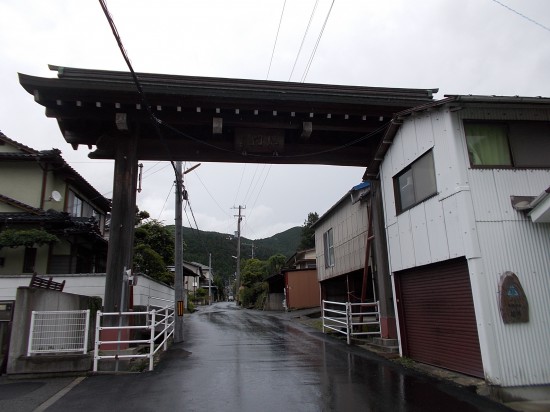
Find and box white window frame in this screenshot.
[323,228,335,268]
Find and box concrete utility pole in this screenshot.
[233,205,245,304]
[208,253,212,303]
[242,241,255,259]
[174,162,201,341]
[174,161,184,343]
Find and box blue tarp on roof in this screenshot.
[351,181,370,192]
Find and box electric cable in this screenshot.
[156,116,388,161]
[233,164,247,207]
[266,0,287,80]
[98,0,181,187]
[288,0,320,81]
[490,0,550,32]
[192,171,232,218]
[242,164,272,238]
[241,164,261,206]
[301,0,336,83]
[158,182,175,221]
[184,199,210,257]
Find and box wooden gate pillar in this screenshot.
[104,132,139,315]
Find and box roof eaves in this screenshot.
[0,194,43,214]
[0,131,40,154]
[312,183,370,229]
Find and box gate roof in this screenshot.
[19,65,437,167]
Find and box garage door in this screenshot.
[395,257,484,378]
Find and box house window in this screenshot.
[465,121,550,168]
[68,190,84,217]
[323,228,335,268]
[394,150,437,213]
[23,247,37,273]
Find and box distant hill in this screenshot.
[166,225,302,281]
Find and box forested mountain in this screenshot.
[166,225,302,281]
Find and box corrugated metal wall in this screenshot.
[460,108,550,386]
[380,105,550,386]
[315,197,368,282]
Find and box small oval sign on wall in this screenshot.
[499,271,529,324]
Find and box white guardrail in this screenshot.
[322,300,381,345]
[93,303,174,372]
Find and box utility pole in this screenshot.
[242,241,255,259]
[174,161,184,343]
[208,252,212,304]
[233,205,245,305]
[174,162,201,341]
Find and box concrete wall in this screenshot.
[0,273,174,307]
[7,287,100,376]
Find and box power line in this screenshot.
[158,182,175,220]
[98,0,180,184]
[490,0,550,33]
[233,164,247,207]
[301,0,336,83]
[241,164,261,206]
[266,0,287,80]
[157,115,385,161]
[192,170,232,218]
[184,198,210,257]
[243,164,272,238]
[289,0,320,81]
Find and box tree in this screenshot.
[133,244,173,285]
[134,219,174,266]
[0,229,59,249]
[213,275,225,301]
[266,253,286,276]
[133,216,175,284]
[240,258,266,286]
[298,212,319,250]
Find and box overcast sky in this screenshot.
[1,0,549,240]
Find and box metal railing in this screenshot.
[322,300,380,345]
[93,303,174,372]
[27,310,90,355]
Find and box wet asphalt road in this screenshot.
[45,302,510,412]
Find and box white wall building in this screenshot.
[367,95,550,390]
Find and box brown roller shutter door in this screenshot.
[395,257,484,378]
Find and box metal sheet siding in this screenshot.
[386,223,402,271]
[424,198,450,262]
[476,220,550,386]
[410,205,431,266]
[286,269,320,309]
[396,258,484,378]
[314,197,369,282]
[381,106,550,386]
[460,107,550,122]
